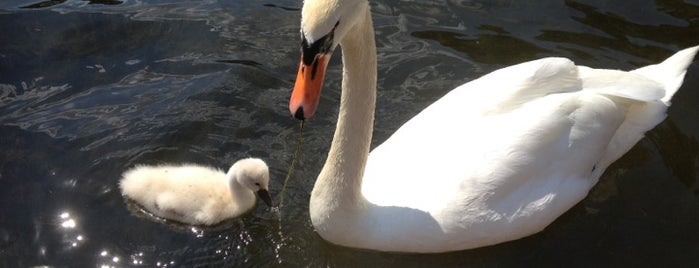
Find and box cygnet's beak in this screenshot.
[257,189,273,207]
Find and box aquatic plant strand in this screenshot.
[279,120,305,208]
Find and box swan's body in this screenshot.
[289,0,698,253]
[120,158,273,225]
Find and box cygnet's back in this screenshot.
[120,159,271,226]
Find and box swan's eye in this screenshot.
[300,21,340,65]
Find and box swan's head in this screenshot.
[229,158,273,207]
[289,0,368,120]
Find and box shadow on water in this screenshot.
[411,28,550,65]
[1,0,699,266]
[538,0,699,63]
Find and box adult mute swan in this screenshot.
[120,158,273,226]
[288,0,698,253]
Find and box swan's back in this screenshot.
[359,46,698,252]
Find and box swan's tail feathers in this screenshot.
[591,46,698,183]
[632,45,699,104]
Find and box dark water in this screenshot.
[1,0,699,266]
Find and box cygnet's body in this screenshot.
[120,158,273,225]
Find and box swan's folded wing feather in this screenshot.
[454,57,582,115]
[364,57,588,210]
[578,67,664,102]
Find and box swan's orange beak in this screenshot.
[289,54,330,120]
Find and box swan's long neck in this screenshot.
[311,6,377,222]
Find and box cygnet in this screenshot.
[120,158,273,225]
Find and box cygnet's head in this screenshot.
[229,158,273,207]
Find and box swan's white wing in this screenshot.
[362,57,635,219]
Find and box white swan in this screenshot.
[119,158,273,226]
[288,0,698,253]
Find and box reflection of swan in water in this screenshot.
[288,0,699,253]
[120,158,273,226]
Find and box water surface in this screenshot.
[1,0,699,266]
